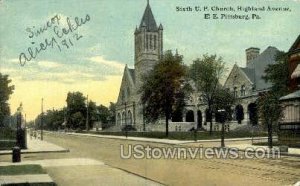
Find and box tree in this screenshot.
[87,100,97,129]
[140,50,187,137]
[258,92,282,148]
[213,88,236,120]
[259,51,290,148]
[66,92,87,129]
[37,109,65,130]
[189,54,226,135]
[0,73,14,126]
[213,88,236,147]
[263,51,289,96]
[108,102,116,124]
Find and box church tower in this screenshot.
[134,0,163,90]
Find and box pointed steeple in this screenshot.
[139,0,158,31]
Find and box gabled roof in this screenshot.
[240,67,255,83]
[288,34,300,52]
[280,90,300,101]
[224,64,253,88]
[139,1,158,31]
[128,68,135,84]
[246,46,279,90]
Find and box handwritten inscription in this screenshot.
[19,14,90,66]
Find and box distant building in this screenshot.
[224,46,280,126]
[279,34,300,147]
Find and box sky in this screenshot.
[0,0,299,120]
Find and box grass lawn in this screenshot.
[0,165,46,175]
[79,130,268,141]
[0,140,16,150]
[0,165,56,186]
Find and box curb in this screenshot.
[0,149,70,156]
[46,131,275,145]
[213,147,300,158]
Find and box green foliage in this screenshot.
[97,104,109,124]
[263,51,290,96]
[0,73,14,126]
[259,51,290,147]
[140,50,187,136]
[35,91,116,130]
[189,54,226,103]
[0,165,45,175]
[258,92,282,129]
[35,108,64,130]
[189,54,227,133]
[66,92,87,129]
[108,102,116,123]
[212,88,236,122]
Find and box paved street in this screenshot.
[1,132,299,186]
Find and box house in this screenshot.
[279,34,300,147]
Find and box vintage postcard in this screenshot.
[0,0,300,185]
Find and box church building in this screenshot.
[115,1,163,131]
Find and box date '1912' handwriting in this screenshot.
[19,14,90,66]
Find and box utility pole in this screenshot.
[86,95,89,131]
[41,98,44,141]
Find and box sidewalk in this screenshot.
[0,158,163,186]
[0,135,69,155]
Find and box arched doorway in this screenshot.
[197,110,202,128]
[235,104,244,124]
[186,110,194,122]
[248,103,258,125]
[205,109,212,123]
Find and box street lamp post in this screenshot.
[218,109,226,148]
[41,98,44,141]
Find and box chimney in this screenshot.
[245,47,260,67]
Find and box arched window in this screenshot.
[241,85,246,96]
[122,112,126,125]
[146,34,149,50]
[235,104,244,124]
[234,87,238,98]
[127,110,132,125]
[154,35,156,50]
[117,113,121,125]
[248,103,258,125]
[205,109,212,122]
[186,110,194,122]
[197,110,202,128]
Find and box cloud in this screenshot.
[0,67,17,73]
[38,60,62,68]
[88,56,125,70]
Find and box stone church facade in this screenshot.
[115,1,164,131]
[115,1,201,132]
[223,46,280,126]
[114,1,281,132]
